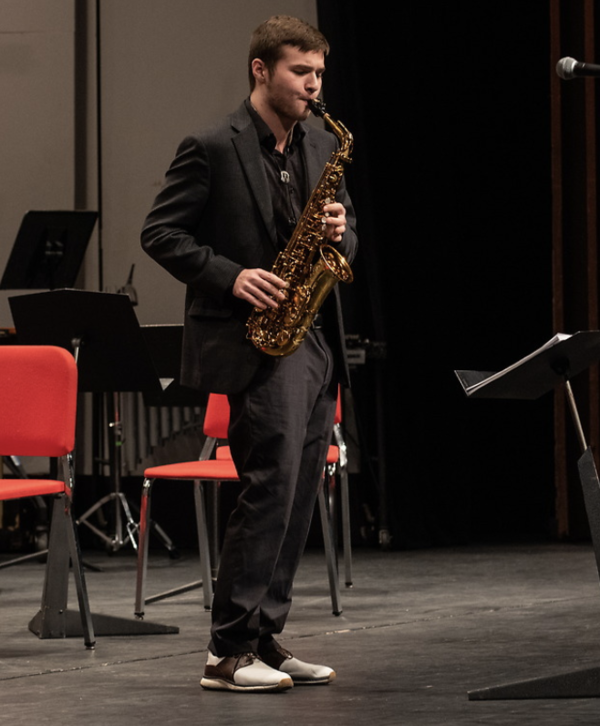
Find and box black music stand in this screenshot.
[0,212,97,558]
[140,324,206,407]
[9,289,178,636]
[1,211,97,290]
[456,330,600,699]
[9,289,168,552]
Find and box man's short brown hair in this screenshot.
[248,15,329,89]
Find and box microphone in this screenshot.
[556,56,600,80]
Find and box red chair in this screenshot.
[324,392,353,589]
[135,391,346,619]
[214,391,353,588]
[0,346,95,647]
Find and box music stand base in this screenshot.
[468,666,600,699]
[469,448,600,700]
[28,608,179,638]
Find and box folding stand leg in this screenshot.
[75,392,135,552]
[79,392,177,556]
[77,491,139,551]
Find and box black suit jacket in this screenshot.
[141,101,358,394]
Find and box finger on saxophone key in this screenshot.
[233,268,287,309]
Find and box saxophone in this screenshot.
[246,98,354,357]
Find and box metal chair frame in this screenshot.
[135,392,351,620]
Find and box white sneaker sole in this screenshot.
[289,671,336,685]
[200,676,293,692]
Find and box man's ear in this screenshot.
[251,58,267,85]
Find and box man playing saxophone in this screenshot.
[142,15,358,693]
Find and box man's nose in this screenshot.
[306,73,320,92]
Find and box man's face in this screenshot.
[262,45,325,124]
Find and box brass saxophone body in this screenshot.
[246,98,354,357]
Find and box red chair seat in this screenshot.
[216,445,340,465]
[144,459,239,480]
[0,480,66,501]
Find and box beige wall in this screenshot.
[0,0,319,476]
[1,0,319,326]
[0,0,76,324]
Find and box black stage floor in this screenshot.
[2,543,600,724]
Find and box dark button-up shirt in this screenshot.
[245,99,308,250]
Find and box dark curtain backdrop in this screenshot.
[317,3,555,547]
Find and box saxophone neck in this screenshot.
[322,113,353,161]
[308,98,353,162]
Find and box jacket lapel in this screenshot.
[301,125,324,193]
[230,104,277,252]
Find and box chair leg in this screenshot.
[333,422,353,588]
[339,466,353,588]
[135,477,214,613]
[318,478,342,616]
[194,480,214,610]
[134,477,153,618]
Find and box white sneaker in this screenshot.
[260,643,336,685]
[200,651,293,692]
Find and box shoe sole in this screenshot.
[200,676,293,692]
[291,672,336,685]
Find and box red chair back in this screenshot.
[203,393,230,439]
[0,346,78,457]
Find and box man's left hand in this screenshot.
[322,202,346,243]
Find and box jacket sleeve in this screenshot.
[335,177,359,265]
[141,134,243,304]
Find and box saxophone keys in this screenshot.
[274,330,291,347]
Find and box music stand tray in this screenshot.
[1,211,97,290]
[456,331,600,699]
[9,288,160,393]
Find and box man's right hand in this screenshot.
[233,268,288,309]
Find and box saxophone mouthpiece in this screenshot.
[308,98,326,117]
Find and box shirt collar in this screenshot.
[245,98,305,153]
